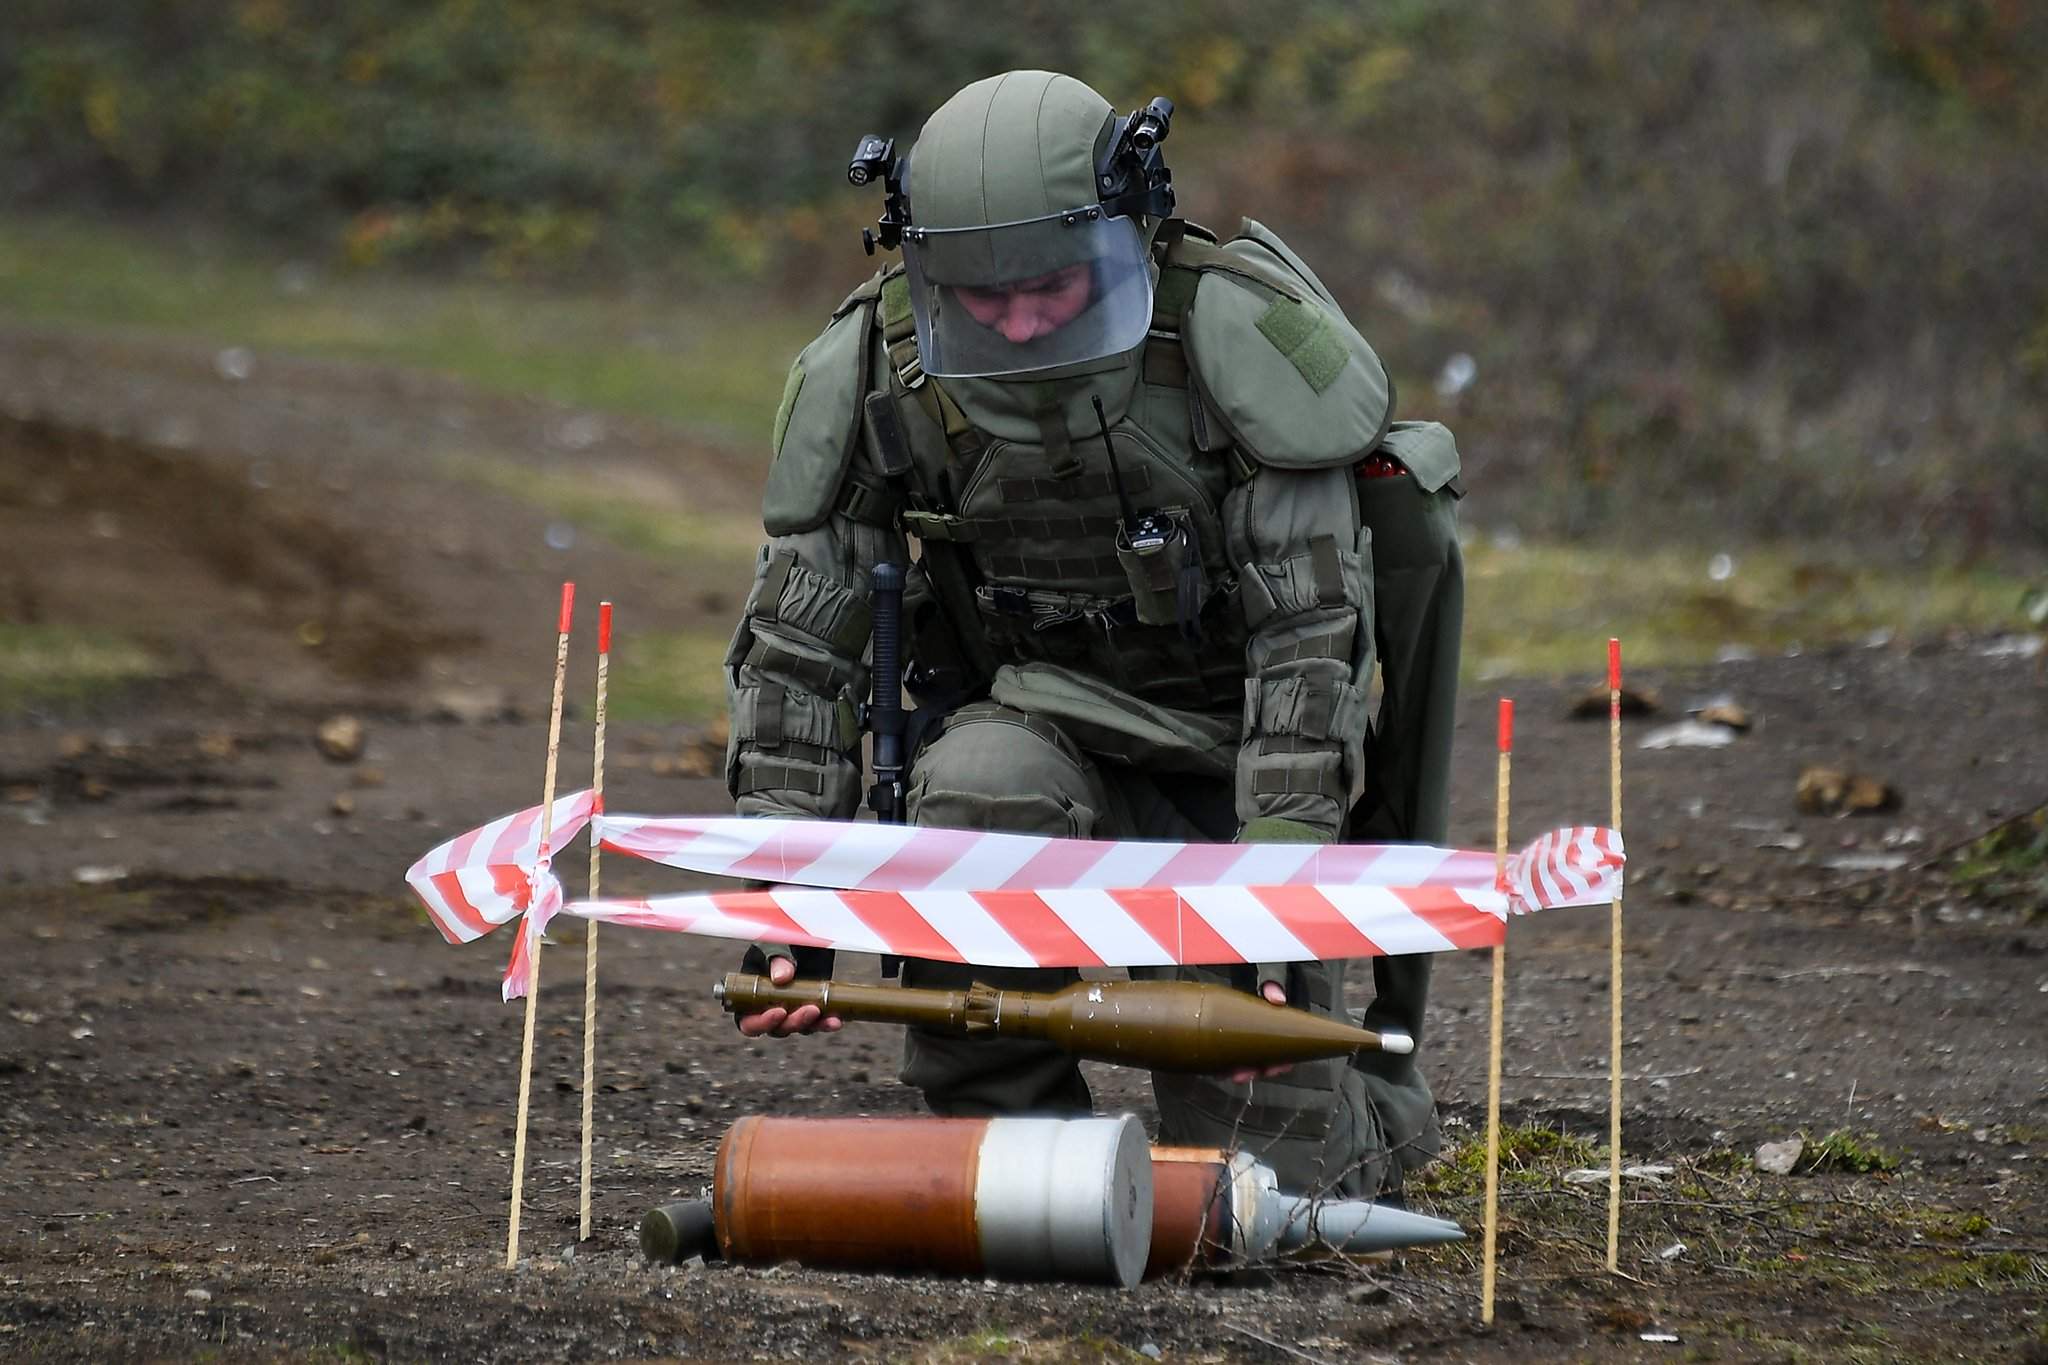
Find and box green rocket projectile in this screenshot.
[713,974,1411,1073]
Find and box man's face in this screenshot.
[952,264,1092,343]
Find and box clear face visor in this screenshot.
[901,210,1154,378]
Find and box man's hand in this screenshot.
[734,953,845,1038]
[1226,979,1294,1084]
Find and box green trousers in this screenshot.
[896,470,1462,1199]
[899,704,1427,1199]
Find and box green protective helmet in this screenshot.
[900,71,1164,379]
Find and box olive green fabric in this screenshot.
[762,300,872,536]
[728,198,1461,1197]
[1238,815,1325,843]
[1345,447,1464,1167]
[1223,468,1373,835]
[1254,296,1350,395]
[898,705,1423,1196]
[987,662,1237,778]
[1232,218,1342,309]
[1183,251,1393,469]
[725,523,905,822]
[1380,419,1462,495]
[908,71,1110,232]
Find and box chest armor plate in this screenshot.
[939,377,1249,714]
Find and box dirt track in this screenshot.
[1,326,2044,1362]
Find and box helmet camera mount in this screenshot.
[1098,96,1175,222]
[848,134,910,256]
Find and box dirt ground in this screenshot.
[1,323,2044,1363]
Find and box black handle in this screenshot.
[867,561,907,823]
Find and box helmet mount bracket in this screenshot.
[846,94,1175,254]
[847,134,910,256]
[1097,96,1176,223]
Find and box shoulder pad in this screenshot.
[1231,218,1339,309]
[831,270,885,320]
[762,295,873,536]
[1183,243,1392,470]
[1380,420,1462,495]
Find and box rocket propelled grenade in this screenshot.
[714,973,1409,1073]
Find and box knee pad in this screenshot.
[907,703,1109,836]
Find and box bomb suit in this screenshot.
[724,71,1464,1198]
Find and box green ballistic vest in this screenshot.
[764,218,1459,717]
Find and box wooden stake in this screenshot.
[1606,638,1625,1273]
[579,602,611,1243]
[1482,697,1512,1325]
[507,582,574,1271]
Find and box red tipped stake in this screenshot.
[507,582,575,1270]
[1482,696,1514,1324]
[1605,638,1626,1273]
[580,599,614,1241]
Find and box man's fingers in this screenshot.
[738,1007,845,1038]
[737,1006,788,1038]
[1260,981,1287,1006]
[777,1004,822,1035]
[767,955,797,986]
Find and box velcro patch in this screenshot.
[1255,297,1350,395]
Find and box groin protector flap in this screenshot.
[1184,262,1392,470]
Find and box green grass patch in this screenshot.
[1416,1123,1598,1199]
[1798,1129,1901,1176]
[1898,1208,1994,1240]
[919,1331,1144,1363]
[0,623,164,712]
[1947,807,2048,918]
[1463,538,2037,681]
[605,629,732,724]
[1916,1249,2048,1292]
[0,215,813,443]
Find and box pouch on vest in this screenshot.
[1114,507,1207,635]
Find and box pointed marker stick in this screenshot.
[1606,638,1625,1273]
[507,582,574,1270]
[1482,697,1512,1326]
[579,602,611,1243]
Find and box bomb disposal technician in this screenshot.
[723,70,1464,1200]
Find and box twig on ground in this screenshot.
[1218,1322,1356,1365]
[1762,795,2048,903]
[1509,1067,1702,1081]
[1732,964,1951,982]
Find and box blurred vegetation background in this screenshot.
[2,0,2044,629]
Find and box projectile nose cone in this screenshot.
[1279,1199,1467,1254]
